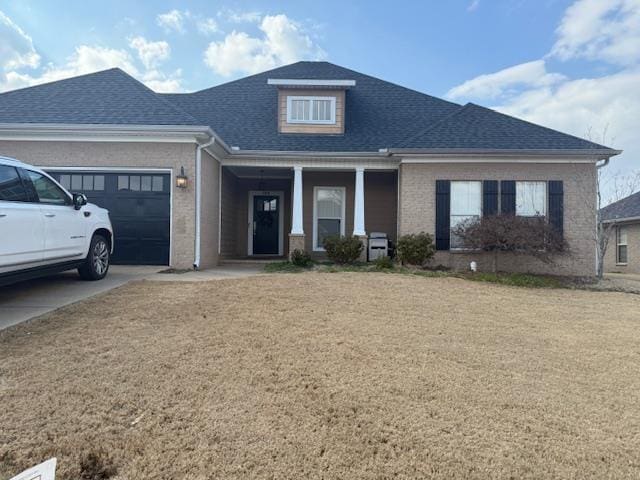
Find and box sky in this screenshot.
[0,0,638,182]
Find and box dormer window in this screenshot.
[287,96,336,124]
[268,78,354,134]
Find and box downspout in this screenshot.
[595,157,610,276]
[194,137,215,270]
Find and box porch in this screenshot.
[219,166,398,260]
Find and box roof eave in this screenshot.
[602,215,640,224]
[390,148,622,158]
[0,123,232,153]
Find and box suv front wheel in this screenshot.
[78,234,110,281]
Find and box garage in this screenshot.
[48,170,171,265]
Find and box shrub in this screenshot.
[396,232,436,266]
[290,249,313,267]
[322,235,363,264]
[373,255,394,270]
[451,214,568,273]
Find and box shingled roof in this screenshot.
[600,191,640,222]
[0,68,200,126]
[398,102,610,150]
[0,61,618,155]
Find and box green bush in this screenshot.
[396,232,436,266]
[322,235,363,264]
[373,255,394,270]
[290,249,313,267]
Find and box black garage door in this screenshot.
[48,171,171,265]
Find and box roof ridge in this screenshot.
[0,67,122,97]
[466,103,613,151]
[116,70,203,125]
[186,60,462,111]
[396,103,472,148]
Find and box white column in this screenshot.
[353,167,366,236]
[291,166,304,234]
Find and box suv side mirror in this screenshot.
[72,193,88,210]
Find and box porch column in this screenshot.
[354,167,368,261]
[289,165,305,257]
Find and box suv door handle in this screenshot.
[44,213,55,218]
[0,213,6,218]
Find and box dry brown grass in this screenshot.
[1,273,640,479]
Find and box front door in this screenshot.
[252,194,280,255]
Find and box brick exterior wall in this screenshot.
[0,140,199,269]
[398,162,598,276]
[199,151,220,269]
[603,222,640,274]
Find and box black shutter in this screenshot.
[435,180,450,250]
[483,180,498,216]
[548,180,564,235]
[500,180,516,214]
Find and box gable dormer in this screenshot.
[267,78,355,135]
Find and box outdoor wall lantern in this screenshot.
[176,166,188,189]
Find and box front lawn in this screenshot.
[1,273,639,479]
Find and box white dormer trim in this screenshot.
[268,79,356,87]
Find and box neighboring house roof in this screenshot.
[0,61,617,155]
[0,68,200,126]
[600,191,640,222]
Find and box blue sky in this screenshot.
[1,0,638,181]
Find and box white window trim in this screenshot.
[616,225,628,265]
[313,186,346,251]
[516,181,547,217]
[450,180,482,251]
[286,96,336,125]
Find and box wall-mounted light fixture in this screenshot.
[176,166,188,189]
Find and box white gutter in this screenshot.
[194,137,215,270]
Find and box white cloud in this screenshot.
[446,60,566,100]
[219,9,262,24]
[467,0,480,12]
[204,14,326,77]
[141,68,184,93]
[128,36,170,69]
[197,17,220,35]
[0,9,40,77]
[156,9,187,33]
[550,0,640,66]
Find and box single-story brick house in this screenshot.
[601,191,640,274]
[0,61,620,275]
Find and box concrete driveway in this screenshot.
[0,265,161,330]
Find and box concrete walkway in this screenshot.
[149,264,264,281]
[0,264,265,331]
[0,266,161,331]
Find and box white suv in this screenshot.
[0,156,113,286]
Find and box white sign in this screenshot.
[10,458,56,480]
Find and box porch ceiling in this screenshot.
[226,166,293,179]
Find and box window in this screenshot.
[26,171,70,205]
[516,181,546,216]
[118,175,164,192]
[58,174,104,191]
[287,96,336,124]
[0,165,29,202]
[314,187,345,250]
[450,181,482,249]
[617,226,628,265]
